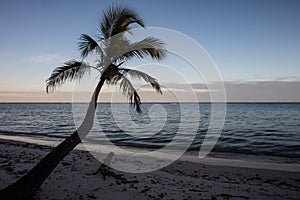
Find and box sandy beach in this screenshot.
[0,135,299,200]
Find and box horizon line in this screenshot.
[0,101,299,104]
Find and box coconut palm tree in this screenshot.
[0,5,166,199]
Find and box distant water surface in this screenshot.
[0,103,299,163]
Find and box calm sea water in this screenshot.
[0,103,299,162]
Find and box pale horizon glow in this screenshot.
[0,81,299,102]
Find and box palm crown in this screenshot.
[46,5,166,112]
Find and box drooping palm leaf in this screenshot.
[119,37,167,62]
[78,34,103,60]
[111,6,145,36]
[120,68,162,94]
[100,5,145,39]
[106,71,141,113]
[46,60,90,93]
[119,75,142,113]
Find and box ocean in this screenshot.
[0,103,299,163]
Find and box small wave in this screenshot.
[211,146,300,159]
[0,130,67,139]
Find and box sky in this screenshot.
[0,0,299,102]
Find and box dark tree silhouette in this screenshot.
[0,5,166,199]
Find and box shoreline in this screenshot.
[1,127,299,163]
[0,136,299,199]
[0,134,299,172]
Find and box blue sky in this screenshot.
[0,0,299,101]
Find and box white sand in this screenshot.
[0,135,299,199]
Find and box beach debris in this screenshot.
[92,152,138,184]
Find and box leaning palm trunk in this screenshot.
[0,79,105,200]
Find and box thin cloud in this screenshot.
[273,76,300,81]
[224,80,300,102]
[27,54,69,64]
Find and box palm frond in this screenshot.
[119,37,167,62]
[107,72,141,113]
[46,60,90,93]
[107,72,123,84]
[78,34,103,60]
[119,75,142,113]
[120,68,162,94]
[100,5,145,39]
